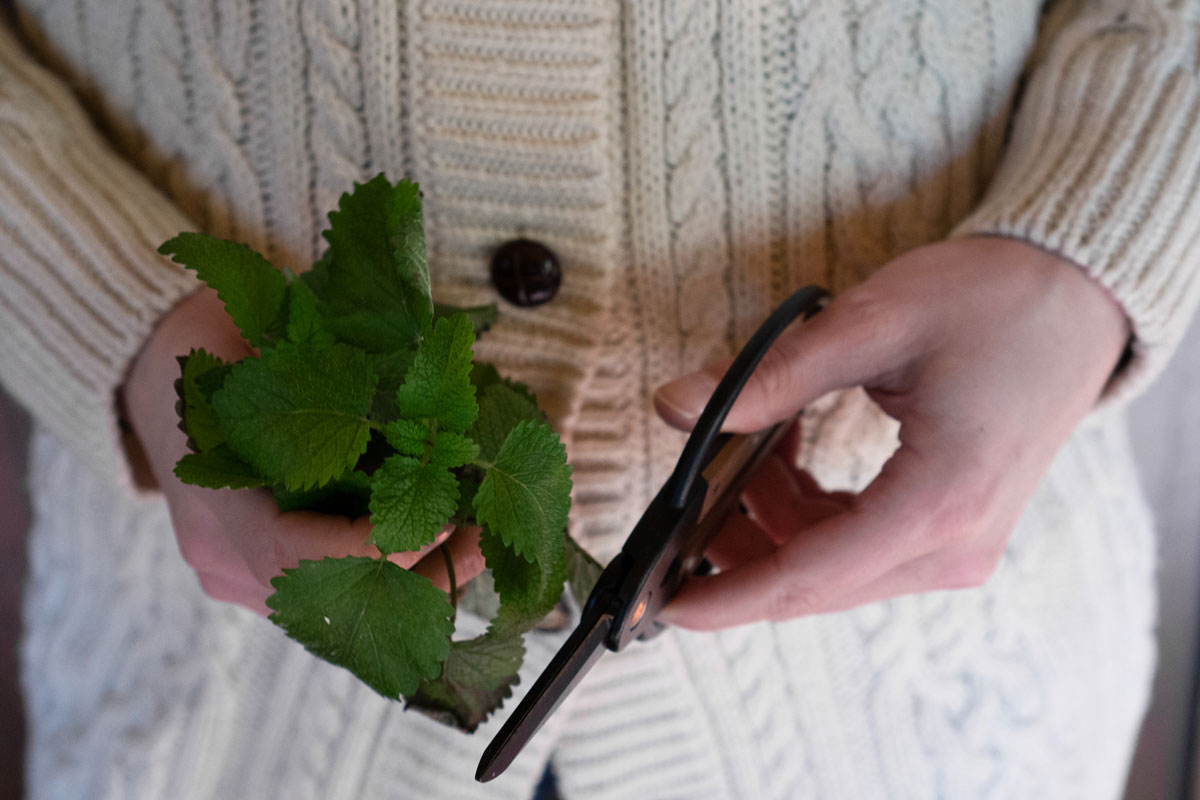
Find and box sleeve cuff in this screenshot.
[952,4,1200,406]
[0,22,200,496]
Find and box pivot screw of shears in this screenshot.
[631,596,649,626]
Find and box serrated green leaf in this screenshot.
[159,233,287,346]
[285,276,335,346]
[267,557,454,699]
[408,628,524,731]
[469,380,543,463]
[306,176,433,352]
[212,343,377,490]
[434,302,498,336]
[564,532,603,611]
[396,314,478,433]
[174,446,267,489]
[175,348,228,452]
[383,419,429,457]
[194,362,234,400]
[480,526,567,634]
[300,248,333,296]
[470,362,536,401]
[369,455,458,554]
[369,349,417,422]
[273,470,372,515]
[430,431,480,469]
[474,420,572,569]
[317,312,417,355]
[470,362,504,390]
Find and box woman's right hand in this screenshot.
[120,287,484,616]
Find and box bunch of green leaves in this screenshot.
[162,175,600,731]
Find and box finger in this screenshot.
[270,514,454,583]
[171,500,245,575]
[702,512,779,572]
[777,417,805,466]
[654,289,921,432]
[659,445,947,630]
[817,542,1004,614]
[740,455,850,545]
[413,527,486,594]
[384,528,455,570]
[195,571,272,617]
[660,507,894,630]
[219,488,454,585]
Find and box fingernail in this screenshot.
[655,372,720,424]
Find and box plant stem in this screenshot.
[442,544,457,625]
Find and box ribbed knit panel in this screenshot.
[955,0,1200,404]
[398,1,631,560]
[0,21,199,492]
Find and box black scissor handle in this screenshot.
[666,285,829,509]
[606,286,831,650]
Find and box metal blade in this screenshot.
[476,610,614,782]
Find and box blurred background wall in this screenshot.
[0,388,29,800]
[1124,314,1200,800]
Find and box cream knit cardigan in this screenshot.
[2,1,1197,798]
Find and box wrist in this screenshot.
[966,235,1132,385]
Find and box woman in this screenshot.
[2,1,1197,797]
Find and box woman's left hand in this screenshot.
[653,237,1129,630]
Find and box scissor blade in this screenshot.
[476,610,614,782]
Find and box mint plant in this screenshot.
[162,176,600,730]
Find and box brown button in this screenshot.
[490,239,561,307]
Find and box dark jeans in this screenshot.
[533,765,559,800]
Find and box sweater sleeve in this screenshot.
[952,0,1200,404]
[0,20,199,492]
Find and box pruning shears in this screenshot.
[476,286,830,782]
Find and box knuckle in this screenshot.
[911,488,990,552]
[739,344,798,426]
[921,518,973,552]
[455,546,487,584]
[833,287,915,357]
[742,331,819,424]
[836,286,902,333]
[765,579,826,621]
[195,573,237,604]
[758,340,799,396]
[254,532,294,585]
[175,533,202,571]
[170,508,219,572]
[937,550,1002,590]
[241,528,288,588]
[175,529,215,573]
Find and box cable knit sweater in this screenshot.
[2,1,1198,798]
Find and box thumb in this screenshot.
[654,292,918,432]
